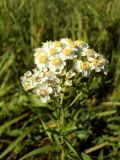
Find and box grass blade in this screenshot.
[0,113,29,134]
[19,145,62,160]
[81,152,92,160]
[0,126,33,159]
[65,139,80,160]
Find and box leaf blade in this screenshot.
[19,145,62,160]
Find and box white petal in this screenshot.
[47,87,53,94]
[101,66,104,69]
[82,70,88,77]
[95,68,101,72]
[87,57,94,62]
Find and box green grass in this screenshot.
[0,0,120,159]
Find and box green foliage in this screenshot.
[19,145,62,160]
[0,0,120,159]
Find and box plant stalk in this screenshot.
[61,106,65,160]
[60,93,65,160]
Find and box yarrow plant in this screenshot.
[21,38,108,103]
[20,38,108,160]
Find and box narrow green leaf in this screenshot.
[40,118,53,142]
[19,145,62,160]
[81,152,92,160]
[53,134,60,146]
[85,142,109,154]
[70,92,82,107]
[0,113,29,134]
[65,139,80,160]
[96,110,117,117]
[107,124,120,131]
[64,121,77,134]
[98,150,104,160]
[0,126,33,159]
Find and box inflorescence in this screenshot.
[21,38,108,103]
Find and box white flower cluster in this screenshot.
[21,38,108,103]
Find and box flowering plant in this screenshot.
[21,38,108,103]
[20,38,108,159]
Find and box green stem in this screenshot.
[61,106,64,160]
[60,92,65,160]
[70,92,82,107]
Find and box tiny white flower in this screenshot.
[90,58,107,72]
[65,70,76,79]
[74,40,89,51]
[47,78,61,95]
[41,95,50,103]
[54,85,62,97]
[47,48,59,58]
[64,80,72,86]
[21,71,36,91]
[42,41,53,49]
[44,70,56,80]
[48,56,66,73]
[22,71,32,78]
[32,69,46,87]
[43,41,62,53]
[59,48,77,60]
[21,80,34,91]
[60,38,78,51]
[35,84,53,103]
[75,60,90,77]
[60,38,70,45]
[81,49,98,61]
[52,41,63,51]
[34,47,43,54]
[34,52,49,70]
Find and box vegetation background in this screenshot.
[0,0,120,159]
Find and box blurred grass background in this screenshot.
[0,0,120,159]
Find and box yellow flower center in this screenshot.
[85,49,93,57]
[45,71,51,76]
[63,48,73,56]
[39,90,48,96]
[49,48,57,55]
[80,62,89,70]
[51,58,61,66]
[75,40,84,46]
[54,41,62,47]
[67,40,75,48]
[39,55,48,63]
[101,59,107,65]
[48,80,55,87]
[92,59,100,66]
[35,77,41,82]
[23,81,31,91]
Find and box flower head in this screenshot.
[21,71,36,91]
[59,48,77,60]
[75,60,90,77]
[34,50,49,70]
[49,57,66,73]
[21,38,108,103]
[35,84,53,103]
